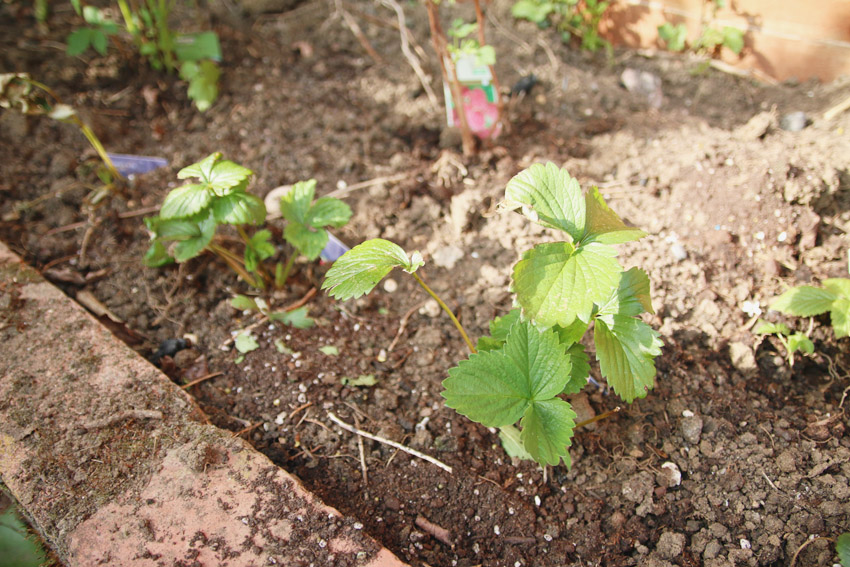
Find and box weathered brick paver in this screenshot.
[0,241,407,567]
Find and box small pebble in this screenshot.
[779,111,807,132]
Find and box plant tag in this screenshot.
[320,232,350,263]
[107,153,168,176]
[444,55,501,139]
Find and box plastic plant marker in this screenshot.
[107,153,169,176]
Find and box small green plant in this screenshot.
[232,294,315,329]
[66,0,222,111]
[144,154,352,290]
[837,532,850,567]
[511,0,610,52]
[323,163,662,467]
[447,19,495,66]
[755,321,814,367]
[756,278,849,366]
[658,1,744,56]
[66,2,121,56]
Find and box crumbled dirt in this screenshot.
[1,0,849,566]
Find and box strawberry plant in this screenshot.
[323,162,662,467]
[144,154,351,291]
[756,278,849,366]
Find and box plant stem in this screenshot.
[209,243,260,288]
[26,79,122,181]
[115,0,138,36]
[575,406,620,429]
[276,254,296,290]
[411,272,476,354]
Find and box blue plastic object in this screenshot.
[107,153,169,177]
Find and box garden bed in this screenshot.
[1,0,849,565]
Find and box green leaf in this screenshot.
[787,333,814,356]
[322,239,424,300]
[554,318,589,346]
[183,60,220,112]
[143,241,174,267]
[173,213,216,262]
[268,306,314,329]
[722,26,744,54]
[280,179,316,224]
[475,45,496,67]
[206,159,253,193]
[443,320,575,466]
[512,241,622,327]
[504,162,586,240]
[520,397,576,466]
[476,309,522,352]
[248,229,275,260]
[597,267,654,318]
[307,197,352,229]
[178,153,220,182]
[830,297,850,338]
[499,425,533,461]
[836,532,850,567]
[91,29,108,55]
[160,183,211,219]
[594,315,662,403]
[443,321,570,426]
[658,22,687,51]
[771,286,836,317]
[583,187,646,244]
[755,320,791,336]
[285,222,328,261]
[274,339,294,354]
[231,294,258,311]
[562,343,590,395]
[174,31,222,62]
[212,192,266,225]
[511,0,554,23]
[235,331,259,353]
[824,278,850,300]
[67,28,93,56]
[319,345,339,355]
[341,374,377,387]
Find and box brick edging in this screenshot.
[0,241,407,567]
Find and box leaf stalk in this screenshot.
[411,271,477,354]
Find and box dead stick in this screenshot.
[325,172,410,199]
[232,421,263,438]
[334,0,384,64]
[354,414,369,487]
[380,0,440,112]
[182,371,223,390]
[415,515,452,545]
[824,93,850,120]
[387,301,424,353]
[328,412,453,474]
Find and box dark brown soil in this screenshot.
[2,1,849,566]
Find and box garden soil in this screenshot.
[1,1,849,566]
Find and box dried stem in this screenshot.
[380,0,440,112]
[328,412,453,474]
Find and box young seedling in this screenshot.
[145,155,352,291]
[231,294,315,329]
[323,162,662,467]
[67,0,222,111]
[511,0,611,52]
[756,278,849,366]
[658,0,744,57]
[143,153,269,287]
[754,321,814,368]
[277,179,353,288]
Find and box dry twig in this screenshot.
[328,412,453,473]
[380,0,440,112]
[182,371,223,390]
[415,515,452,545]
